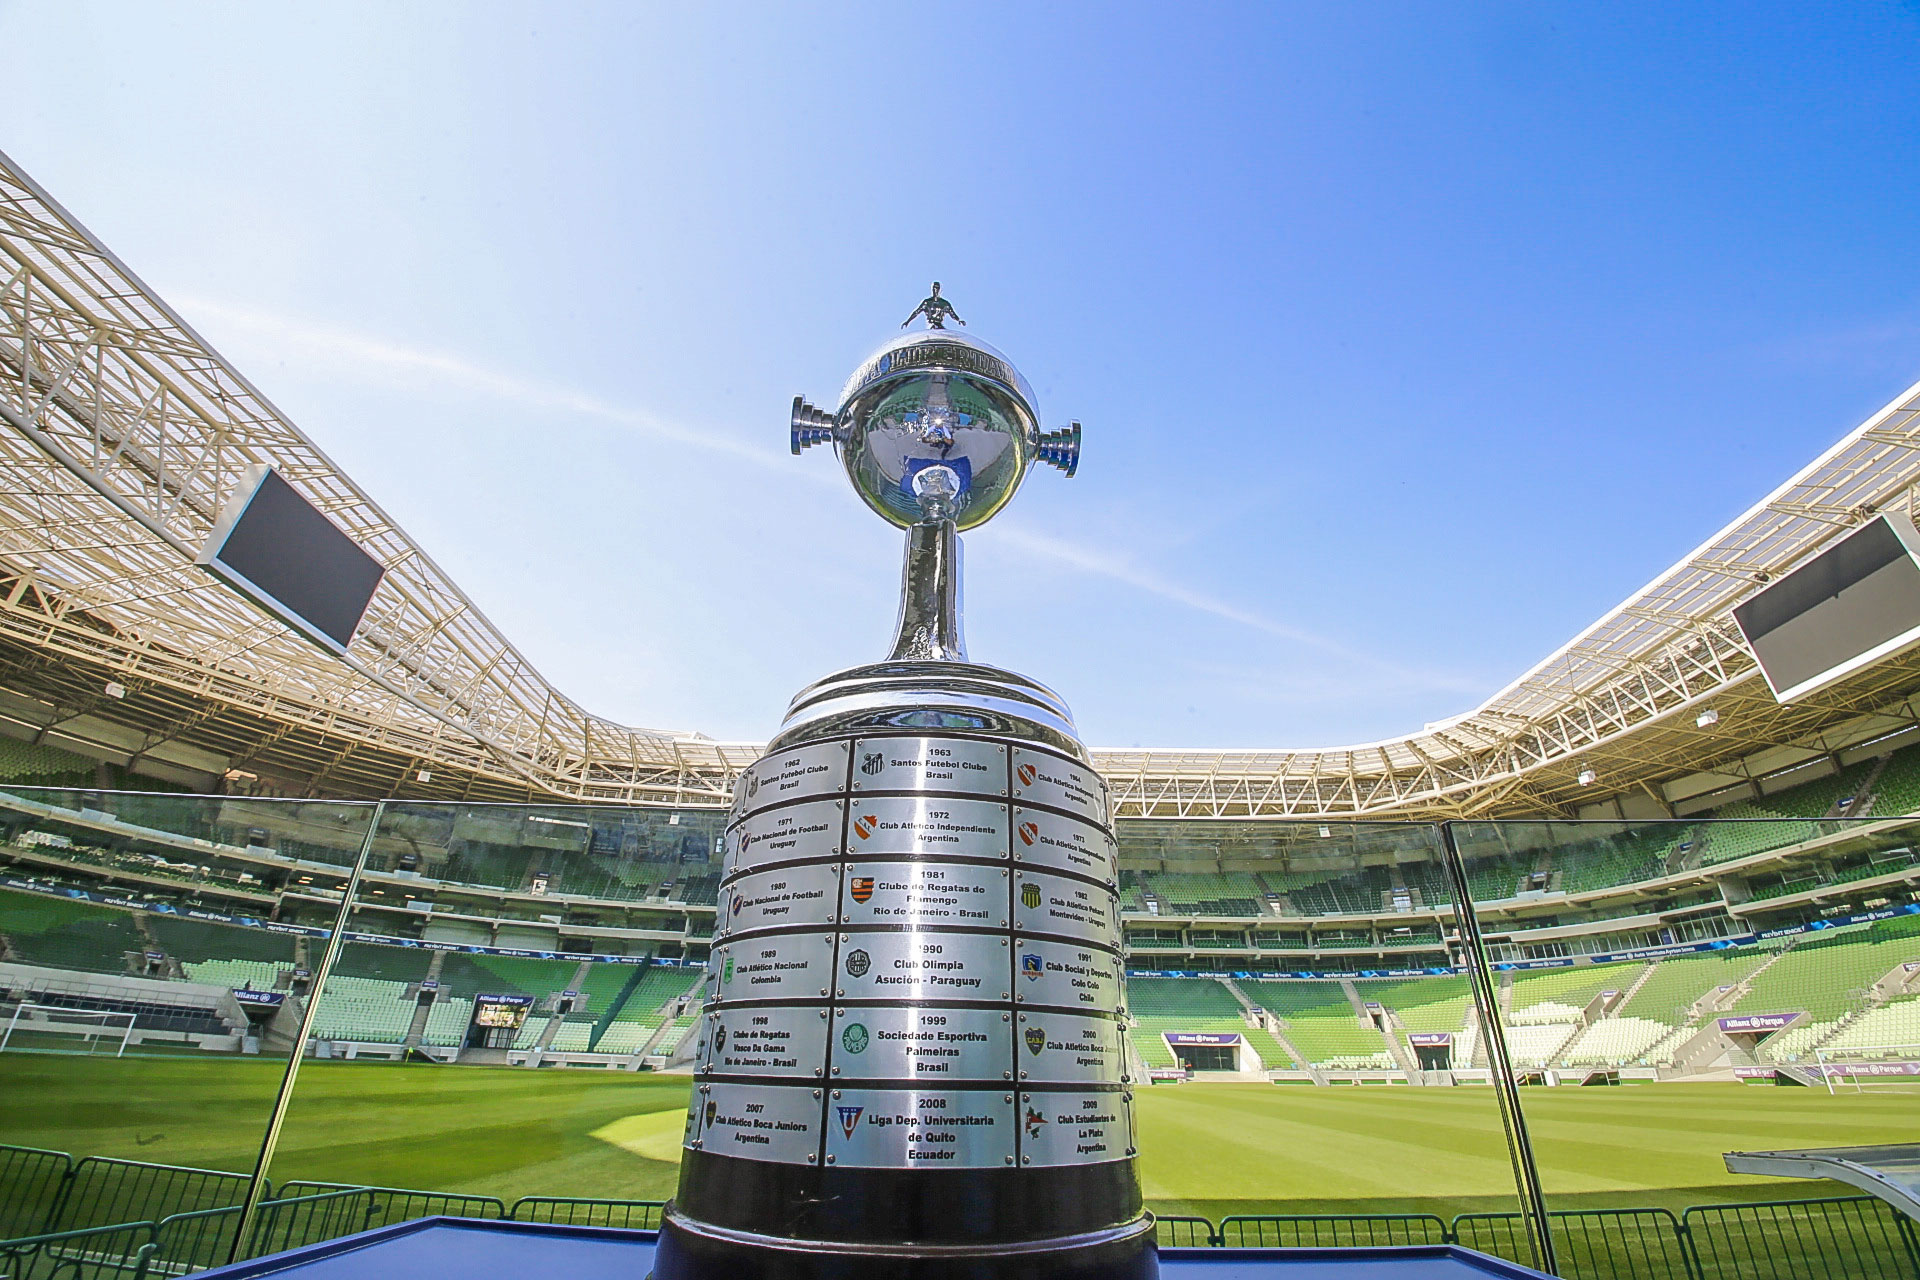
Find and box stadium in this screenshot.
[2,138,1920,1280]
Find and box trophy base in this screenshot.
[651,1204,1160,1280]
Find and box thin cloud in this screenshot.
[989,522,1486,697]
[180,297,1483,698]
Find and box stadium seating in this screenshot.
[1560,1016,1676,1066]
[1734,920,1920,1020]
[1759,1018,1840,1063]
[1245,980,1393,1067]
[146,915,294,966]
[434,953,576,1001]
[420,997,475,1047]
[1352,975,1471,1036]
[329,942,432,986]
[1502,1022,1581,1068]
[1121,976,1295,1069]
[1618,949,1770,1024]
[183,958,284,991]
[1822,995,1920,1056]
[1866,745,1920,817]
[0,889,147,974]
[549,1021,595,1052]
[1506,962,1642,1020]
[307,977,415,1043]
[1144,872,1265,917]
[1557,828,1686,894]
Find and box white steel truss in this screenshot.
[2,148,1920,817]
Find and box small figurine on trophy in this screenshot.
[901,280,965,329]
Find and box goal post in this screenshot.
[1812,1044,1920,1094]
[0,1003,137,1057]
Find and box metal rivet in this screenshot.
[826,1155,836,1165]
[813,1089,822,1098]
[1020,1070,1028,1079]
[1022,1155,1031,1165]
[808,1154,817,1164]
[836,989,845,997]
[1005,1155,1015,1165]
[833,1090,842,1099]
[832,1067,840,1074]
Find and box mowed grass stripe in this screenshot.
[3,1056,1915,1217]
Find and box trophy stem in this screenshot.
[887,518,967,663]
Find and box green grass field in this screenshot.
[1,1054,1915,1221]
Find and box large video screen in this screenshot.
[1733,512,1920,702]
[196,464,385,655]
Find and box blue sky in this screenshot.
[2,3,1917,749]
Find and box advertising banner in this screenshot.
[1408,1033,1454,1047]
[1718,1012,1801,1033]
[1164,1032,1241,1046]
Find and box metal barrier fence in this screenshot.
[0,1144,73,1239]
[1455,1208,1692,1280]
[506,1197,665,1228]
[1683,1195,1920,1280]
[5,1145,1920,1280]
[271,1182,506,1224]
[1217,1214,1452,1249]
[1152,1215,1216,1247]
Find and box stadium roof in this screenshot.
[4,148,1920,819]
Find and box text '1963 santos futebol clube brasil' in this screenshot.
[653,291,1154,1280]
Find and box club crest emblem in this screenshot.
[1017,762,1037,786]
[841,1022,869,1054]
[1021,882,1042,910]
[838,1105,864,1138]
[1025,1104,1046,1138]
[860,752,884,776]
[746,771,759,798]
[844,948,871,978]
[703,1099,717,1132]
[1024,1025,1045,1055]
[1021,952,1043,981]
[713,1025,727,1055]
[850,876,875,904]
[732,894,745,917]
[721,955,734,984]
[854,814,878,840]
[1018,821,1038,847]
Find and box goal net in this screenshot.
[0,1003,137,1057]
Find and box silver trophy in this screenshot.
[656,296,1152,1280]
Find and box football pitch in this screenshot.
[2,1054,1915,1221]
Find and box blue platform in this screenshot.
[181,1217,1558,1280]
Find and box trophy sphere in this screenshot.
[831,329,1041,531]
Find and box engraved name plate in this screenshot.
[849,737,1007,796]
[686,1082,821,1166]
[709,933,836,1003]
[1012,806,1117,881]
[832,1005,1012,1081]
[836,930,1010,1002]
[738,741,851,817]
[719,862,842,935]
[1014,937,1121,1011]
[841,860,1007,929]
[826,1088,1015,1169]
[1013,869,1119,946]
[1010,748,1108,824]
[729,798,845,867]
[846,795,1009,857]
[700,1005,831,1078]
[1018,1090,1130,1166]
[1015,1011,1124,1083]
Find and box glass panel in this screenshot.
[0,785,374,1273]
[264,802,713,1223]
[1118,819,1527,1237]
[1455,808,1920,1279]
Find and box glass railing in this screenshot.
[1,788,1917,1276]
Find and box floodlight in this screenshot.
[1696,708,1720,728]
[1577,768,1598,786]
